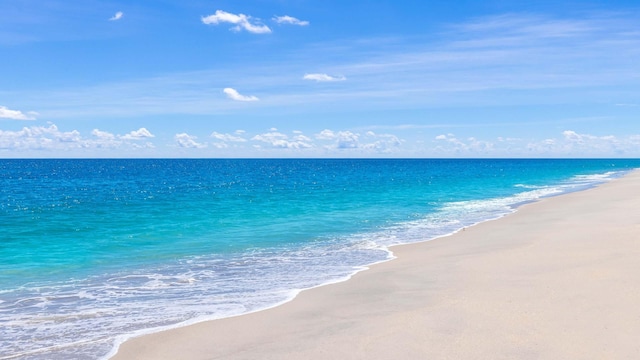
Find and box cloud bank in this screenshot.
[0,124,155,152]
[2,122,640,157]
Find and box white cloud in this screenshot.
[435,133,460,142]
[120,128,155,140]
[251,130,312,149]
[315,129,403,153]
[0,106,37,120]
[315,129,337,140]
[315,129,359,149]
[430,130,640,157]
[132,142,155,150]
[57,129,82,143]
[434,133,494,154]
[273,15,309,26]
[211,131,247,142]
[223,88,259,102]
[554,129,627,155]
[91,128,156,149]
[303,73,347,82]
[175,133,207,149]
[212,142,229,149]
[562,130,585,142]
[0,124,159,153]
[92,129,116,140]
[202,10,271,34]
[91,129,120,149]
[0,124,86,150]
[293,134,312,142]
[362,131,403,152]
[109,11,123,21]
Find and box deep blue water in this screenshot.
[1,159,639,359]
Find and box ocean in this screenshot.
[1,158,639,359]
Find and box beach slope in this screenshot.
[112,171,640,360]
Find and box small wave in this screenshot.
[514,183,546,189]
[569,171,619,184]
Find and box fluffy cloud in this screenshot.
[315,129,359,149]
[0,125,84,150]
[431,130,640,157]
[362,131,403,152]
[109,11,123,21]
[90,128,156,148]
[538,131,640,156]
[0,106,37,120]
[0,125,67,150]
[223,88,259,102]
[120,128,155,140]
[90,129,120,149]
[435,133,466,146]
[211,131,247,142]
[315,129,403,153]
[562,130,584,142]
[273,15,309,26]
[175,133,207,149]
[555,130,629,155]
[251,130,312,149]
[0,124,159,153]
[202,10,271,34]
[92,129,116,140]
[211,131,247,148]
[303,73,346,82]
[434,133,494,154]
[57,129,82,143]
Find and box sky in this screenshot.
[1,0,639,158]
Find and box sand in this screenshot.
[111,170,640,360]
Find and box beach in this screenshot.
[111,170,640,359]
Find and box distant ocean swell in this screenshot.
[0,159,637,360]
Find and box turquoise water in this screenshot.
[1,159,638,359]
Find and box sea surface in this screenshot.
[1,158,639,359]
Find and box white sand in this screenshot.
[112,170,640,359]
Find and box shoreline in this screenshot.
[112,170,640,359]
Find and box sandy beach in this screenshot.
[112,170,640,360]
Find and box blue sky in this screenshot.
[1,0,639,158]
